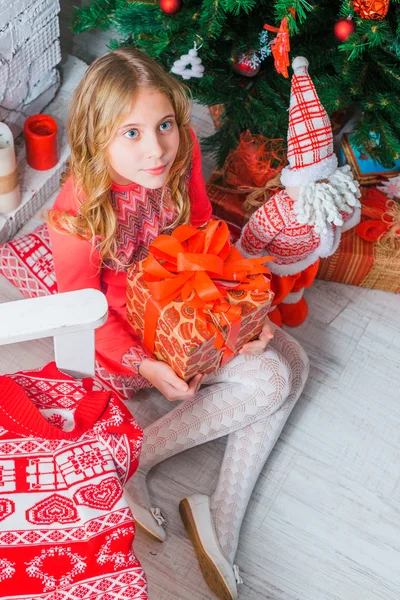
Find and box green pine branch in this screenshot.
[72,0,118,33]
[223,0,258,15]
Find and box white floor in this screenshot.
[2,272,400,600]
[125,279,400,600]
[1,84,400,600]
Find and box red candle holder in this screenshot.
[24,114,58,170]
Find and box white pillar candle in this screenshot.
[0,123,21,213]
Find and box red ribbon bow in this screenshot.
[141,220,272,354]
[356,188,400,246]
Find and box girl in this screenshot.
[47,48,309,600]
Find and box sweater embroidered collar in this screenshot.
[0,375,110,440]
[106,181,176,271]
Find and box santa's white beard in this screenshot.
[294,165,361,233]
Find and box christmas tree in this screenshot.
[71,0,400,168]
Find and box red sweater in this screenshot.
[0,362,147,599]
[48,131,212,378]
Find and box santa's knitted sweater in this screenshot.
[237,189,361,277]
[0,362,147,599]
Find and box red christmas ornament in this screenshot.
[353,0,389,20]
[334,17,356,41]
[159,0,182,14]
[232,52,261,77]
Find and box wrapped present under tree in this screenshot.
[126,220,274,381]
[340,133,400,186]
[317,188,400,293]
[207,131,286,240]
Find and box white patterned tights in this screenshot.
[126,327,309,564]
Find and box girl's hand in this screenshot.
[139,359,203,401]
[239,317,275,356]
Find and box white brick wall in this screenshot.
[0,0,61,137]
[0,55,87,237]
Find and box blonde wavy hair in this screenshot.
[47,47,193,264]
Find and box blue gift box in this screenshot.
[339,132,400,184]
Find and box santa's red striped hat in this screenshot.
[280,57,338,188]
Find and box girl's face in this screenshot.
[107,87,180,189]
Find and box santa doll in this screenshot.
[237,56,361,327]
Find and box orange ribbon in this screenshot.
[141,220,272,355]
[356,188,400,248]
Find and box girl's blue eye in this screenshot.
[124,129,139,139]
[160,121,173,131]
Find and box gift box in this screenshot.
[206,131,287,241]
[317,188,400,293]
[340,132,400,185]
[126,220,274,381]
